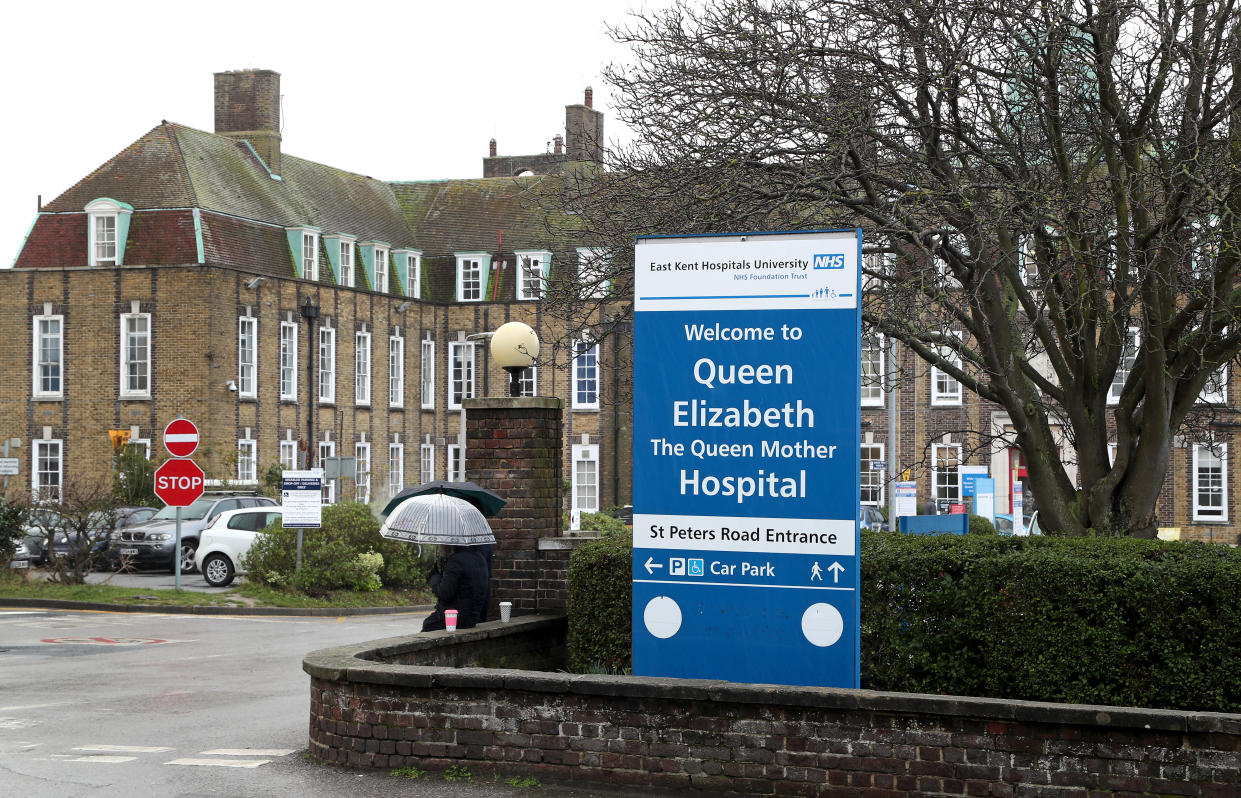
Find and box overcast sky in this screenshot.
[2,0,655,267]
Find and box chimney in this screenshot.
[214,69,282,175]
[489,138,497,157]
[565,87,605,164]
[553,135,563,155]
[584,86,593,108]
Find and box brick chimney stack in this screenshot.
[553,135,563,155]
[489,138,497,157]
[565,86,604,164]
[214,69,282,175]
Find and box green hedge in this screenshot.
[566,531,632,673]
[567,529,1241,711]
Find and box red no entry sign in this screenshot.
[163,418,199,458]
[154,458,205,507]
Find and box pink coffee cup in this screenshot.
[445,609,458,631]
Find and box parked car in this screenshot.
[111,493,277,574]
[859,505,888,532]
[194,506,284,587]
[10,539,33,569]
[50,506,158,563]
[994,511,1042,536]
[19,509,69,566]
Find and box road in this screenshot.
[0,606,655,798]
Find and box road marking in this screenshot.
[41,636,169,646]
[69,755,137,763]
[166,758,270,768]
[0,702,71,712]
[200,748,296,757]
[74,745,175,753]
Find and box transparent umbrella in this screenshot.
[379,493,496,546]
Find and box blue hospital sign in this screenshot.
[632,230,862,688]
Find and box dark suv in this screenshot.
[111,493,277,573]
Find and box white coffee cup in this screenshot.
[499,601,512,622]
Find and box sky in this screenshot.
[1,0,656,267]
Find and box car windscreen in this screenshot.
[151,497,214,521]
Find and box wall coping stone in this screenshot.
[463,396,563,410]
[303,614,1241,735]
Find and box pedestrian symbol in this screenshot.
[810,562,823,581]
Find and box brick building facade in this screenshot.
[3,69,1235,543]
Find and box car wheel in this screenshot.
[202,553,235,588]
[177,542,198,574]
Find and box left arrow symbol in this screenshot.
[645,556,664,575]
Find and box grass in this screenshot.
[0,572,433,609]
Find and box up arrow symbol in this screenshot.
[826,561,846,583]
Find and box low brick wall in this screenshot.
[304,616,1241,796]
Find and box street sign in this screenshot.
[154,459,205,506]
[163,419,200,458]
[632,229,862,689]
[281,470,323,528]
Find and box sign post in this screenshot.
[632,229,862,688]
[157,419,203,590]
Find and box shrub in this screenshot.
[579,511,629,537]
[968,515,997,535]
[566,531,632,673]
[0,498,28,560]
[244,502,432,594]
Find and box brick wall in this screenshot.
[305,618,1241,796]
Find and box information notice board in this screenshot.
[632,230,862,688]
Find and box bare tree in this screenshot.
[36,479,120,584]
[549,0,1241,537]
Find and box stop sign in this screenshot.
[154,458,205,507]
[163,418,200,458]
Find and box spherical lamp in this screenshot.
[490,322,540,397]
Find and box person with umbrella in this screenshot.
[379,489,501,631]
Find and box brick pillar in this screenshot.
[463,397,563,618]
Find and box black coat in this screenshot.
[420,547,489,632]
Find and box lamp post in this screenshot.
[299,298,319,469]
[490,322,540,397]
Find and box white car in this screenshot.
[194,506,283,587]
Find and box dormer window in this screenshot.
[456,253,489,302]
[374,247,389,293]
[85,198,133,267]
[515,250,550,300]
[576,248,611,298]
[395,250,422,298]
[286,225,322,281]
[340,239,355,287]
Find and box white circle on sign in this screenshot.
[801,603,844,647]
[643,596,682,639]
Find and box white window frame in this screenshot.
[515,250,549,301]
[576,248,611,299]
[317,441,335,504]
[302,232,320,281]
[572,340,600,410]
[237,315,257,398]
[279,439,297,470]
[33,314,64,399]
[388,443,404,499]
[86,199,130,267]
[448,341,475,410]
[932,443,962,505]
[119,312,151,399]
[389,334,405,408]
[355,442,371,505]
[407,252,421,298]
[32,438,62,500]
[456,255,484,302]
[862,238,895,291]
[279,321,298,401]
[237,439,257,483]
[447,444,464,481]
[930,335,963,407]
[1193,442,1228,522]
[1108,327,1140,405]
[1199,363,1228,405]
[339,239,355,288]
[861,443,885,506]
[931,229,965,286]
[355,331,371,406]
[420,338,435,410]
[861,334,884,407]
[420,443,435,483]
[519,366,537,397]
[319,326,336,403]
[374,247,389,293]
[572,443,600,515]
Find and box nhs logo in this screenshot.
[812,253,845,270]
